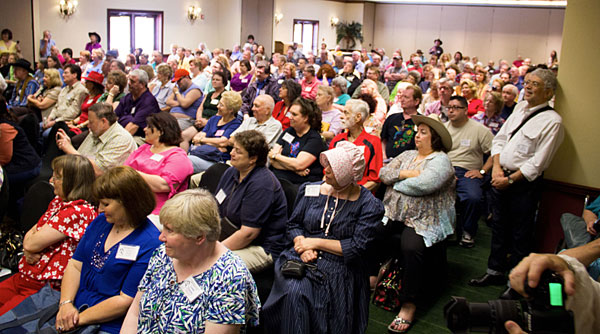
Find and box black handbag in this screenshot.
[0,229,23,271]
[280,260,318,279]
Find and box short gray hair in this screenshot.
[159,188,221,241]
[346,99,369,123]
[331,77,348,94]
[130,69,149,85]
[531,68,557,94]
[503,84,519,96]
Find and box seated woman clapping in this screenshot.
[55,166,161,334]
[216,130,287,273]
[125,112,193,222]
[263,141,385,334]
[0,155,97,316]
[121,189,260,334]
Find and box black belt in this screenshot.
[502,167,517,176]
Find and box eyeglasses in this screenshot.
[524,80,542,88]
[447,106,466,111]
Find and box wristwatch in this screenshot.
[507,175,514,185]
[479,169,486,175]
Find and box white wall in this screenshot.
[273,0,364,51]
[373,4,564,64]
[32,0,241,58]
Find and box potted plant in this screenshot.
[335,21,363,51]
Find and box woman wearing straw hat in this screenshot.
[378,114,456,333]
[264,141,385,334]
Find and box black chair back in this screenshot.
[198,163,231,195]
[277,178,298,218]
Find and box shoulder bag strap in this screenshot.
[508,105,553,141]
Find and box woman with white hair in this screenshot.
[331,76,350,110]
[121,188,260,333]
[263,141,385,334]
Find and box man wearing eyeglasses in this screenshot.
[114,69,160,137]
[469,68,564,288]
[424,77,453,122]
[445,96,494,248]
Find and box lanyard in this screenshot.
[319,192,346,236]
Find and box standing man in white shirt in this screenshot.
[469,68,564,287]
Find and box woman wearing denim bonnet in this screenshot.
[264,141,384,334]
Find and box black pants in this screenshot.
[487,177,542,274]
[371,220,447,304]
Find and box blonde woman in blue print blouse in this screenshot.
[121,189,260,334]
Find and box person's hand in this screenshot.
[491,165,504,182]
[491,176,510,190]
[23,250,41,265]
[56,129,75,153]
[56,303,79,332]
[172,85,179,94]
[504,321,527,334]
[508,253,576,299]
[194,118,208,128]
[586,218,598,236]
[295,169,310,177]
[295,237,320,254]
[192,132,205,145]
[43,119,56,130]
[109,85,120,96]
[300,249,318,263]
[268,144,282,159]
[465,169,483,179]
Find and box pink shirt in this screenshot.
[300,77,322,100]
[125,144,194,214]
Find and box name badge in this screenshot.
[115,244,140,261]
[333,97,339,103]
[241,78,248,83]
[259,89,266,95]
[364,126,374,134]
[304,86,312,92]
[180,276,202,302]
[215,129,225,137]
[65,93,73,100]
[278,79,284,84]
[131,107,137,115]
[150,154,164,162]
[215,188,227,204]
[210,99,219,105]
[87,98,94,104]
[285,111,292,118]
[460,139,471,147]
[347,75,354,81]
[305,184,320,197]
[282,132,294,144]
[489,122,499,128]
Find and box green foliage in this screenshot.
[335,21,363,50]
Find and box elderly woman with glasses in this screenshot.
[263,141,385,334]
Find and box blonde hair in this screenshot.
[159,189,221,241]
[44,68,62,88]
[317,85,334,105]
[220,91,243,113]
[460,78,478,98]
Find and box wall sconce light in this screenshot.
[187,5,201,22]
[330,17,339,26]
[59,0,78,18]
[274,12,283,25]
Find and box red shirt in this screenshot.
[329,129,383,185]
[78,93,102,124]
[272,100,291,130]
[19,197,97,286]
[300,78,321,100]
[467,98,484,117]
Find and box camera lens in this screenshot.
[444,296,525,333]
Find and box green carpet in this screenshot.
[366,222,505,334]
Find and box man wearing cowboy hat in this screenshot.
[8,59,39,108]
[429,38,443,58]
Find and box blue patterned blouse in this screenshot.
[137,245,260,333]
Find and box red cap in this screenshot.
[83,71,104,86]
[172,69,190,83]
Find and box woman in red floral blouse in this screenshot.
[0,155,97,315]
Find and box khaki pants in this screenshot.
[233,246,273,273]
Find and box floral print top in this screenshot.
[379,150,456,247]
[137,245,260,333]
[18,196,96,285]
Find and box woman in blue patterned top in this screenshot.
[378,114,455,333]
[263,141,385,334]
[121,189,260,334]
[55,166,161,334]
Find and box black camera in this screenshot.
[444,271,574,334]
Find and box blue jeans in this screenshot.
[454,166,485,236]
[188,155,216,174]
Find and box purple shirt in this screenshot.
[85,42,102,53]
[114,89,160,136]
[230,72,253,92]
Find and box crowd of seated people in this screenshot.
[0,27,581,334]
